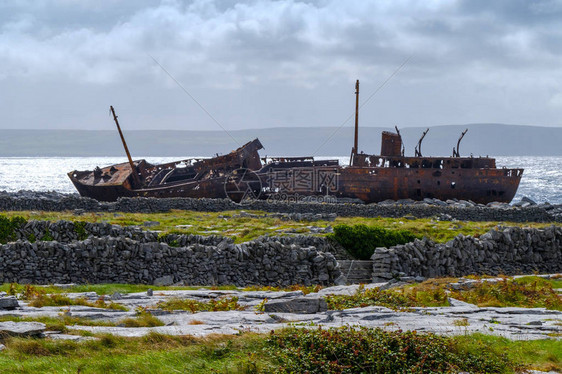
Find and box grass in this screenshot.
[325,276,562,311]
[0,332,273,373]
[121,310,165,328]
[455,333,562,373]
[450,276,562,310]
[0,329,558,373]
[1,210,559,244]
[0,315,117,331]
[156,296,244,313]
[325,283,450,311]
[5,284,128,311]
[1,283,324,297]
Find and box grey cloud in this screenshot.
[1,0,562,131]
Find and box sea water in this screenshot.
[0,156,559,204]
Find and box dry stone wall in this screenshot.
[0,221,342,286]
[372,226,562,281]
[1,191,561,222]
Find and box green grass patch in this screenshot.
[454,333,562,372]
[0,332,273,373]
[6,284,128,310]
[0,315,118,331]
[0,328,558,373]
[1,210,558,245]
[120,309,165,328]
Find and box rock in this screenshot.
[147,288,153,296]
[46,333,98,342]
[143,221,160,227]
[448,297,478,308]
[0,344,5,351]
[521,196,537,205]
[0,296,19,310]
[153,275,174,286]
[0,321,45,337]
[264,297,328,314]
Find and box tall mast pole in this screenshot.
[354,79,359,158]
[110,106,140,186]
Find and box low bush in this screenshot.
[156,296,243,313]
[0,215,27,243]
[450,277,562,310]
[328,224,418,260]
[325,284,449,311]
[267,326,517,373]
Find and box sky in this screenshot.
[1,0,562,131]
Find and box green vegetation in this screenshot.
[0,315,118,332]
[328,224,418,259]
[1,210,558,245]
[0,282,324,296]
[7,284,128,311]
[326,276,562,311]
[0,215,27,243]
[0,332,272,373]
[268,327,519,373]
[74,220,88,240]
[156,296,244,313]
[1,330,559,373]
[326,283,449,310]
[456,334,562,373]
[121,308,165,328]
[450,277,562,310]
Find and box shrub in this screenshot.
[0,215,27,243]
[268,326,515,373]
[156,296,243,313]
[328,224,418,260]
[450,277,562,310]
[325,284,449,311]
[74,221,88,240]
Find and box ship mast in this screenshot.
[351,79,359,166]
[110,106,140,186]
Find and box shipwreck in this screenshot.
[68,81,523,203]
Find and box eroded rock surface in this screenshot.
[1,277,560,341]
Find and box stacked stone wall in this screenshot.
[0,221,342,286]
[0,192,561,222]
[372,226,562,281]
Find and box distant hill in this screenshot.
[0,124,561,157]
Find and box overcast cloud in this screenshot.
[1,0,562,131]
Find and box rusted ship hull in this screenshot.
[69,169,230,202]
[321,167,520,204]
[69,85,523,204]
[70,159,522,204]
